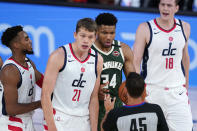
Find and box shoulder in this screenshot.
[107,108,120,118]
[0,64,20,81]
[145,103,163,111]
[46,47,66,70]
[136,22,150,39]
[109,107,125,116]
[120,42,131,49]
[120,42,132,54]
[182,21,191,33]
[181,20,190,29]
[120,42,133,58]
[137,22,150,30]
[180,20,190,38]
[49,47,65,61]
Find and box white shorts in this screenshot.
[43,109,90,131]
[0,115,35,131]
[145,84,193,131]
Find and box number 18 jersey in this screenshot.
[141,19,186,87]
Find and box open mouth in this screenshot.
[162,12,169,16]
[82,45,88,49]
[105,42,111,46]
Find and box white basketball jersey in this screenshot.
[1,58,36,117]
[141,19,186,87]
[52,44,98,116]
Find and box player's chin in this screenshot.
[104,44,111,48]
[81,45,90,51]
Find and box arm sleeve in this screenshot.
[36,74,44,88]
[103,110,117,131]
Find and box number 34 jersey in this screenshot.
[92,40,124,97]
[52,43,98,116]
[1,58,36,117]
[141,19,186,87]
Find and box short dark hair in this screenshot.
[158,0,180,5]
[1,25,23,48]
[95,13,117,26]
[126,72,145,98]
[76,18,97,33]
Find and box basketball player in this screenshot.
[133,0,193,130]
[91,13,135,130]
[41,18,103,131]
[0,25,43,131]
[0,56,3,69]
[102,72,169,131]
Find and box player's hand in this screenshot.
[98,82,109,100]
[104,94,116,113]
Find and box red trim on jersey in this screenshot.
[154,19,176,33]
[69,43,91,63]
[53,108,56,115]
[44,125,48,130]
[8,125,23,131]
[9,116,23,123]
[8,58,29,71]
[36,74,44,88]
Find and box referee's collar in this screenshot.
[123,102,145,108]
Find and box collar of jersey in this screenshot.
[93,41,115,55]
[123,102,145,108]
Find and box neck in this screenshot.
[157,17,175,30]
[95,40,112,53]
[11,51,27,66]
[72,43,89,61]
[126,97,144,106]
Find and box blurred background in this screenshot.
[0,0,196,130]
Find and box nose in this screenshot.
[106,34,111,40]
[29,39,32,44]
[163,5,168,10]
[83,36,89,43]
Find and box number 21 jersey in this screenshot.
[52,44,98,116]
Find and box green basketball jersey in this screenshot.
[92,40,124,97]
[92,40,125,131]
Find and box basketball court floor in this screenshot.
[33,87,197,131]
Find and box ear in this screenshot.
[74,32,77,39]
[11,41,19,49]
[175,5,179,13]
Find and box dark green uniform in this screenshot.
[92,40,124,131]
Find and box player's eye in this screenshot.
[80,35,86,38]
